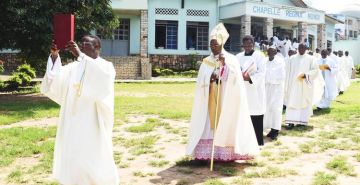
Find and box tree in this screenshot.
[0,0,118,73]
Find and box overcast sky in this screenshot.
[304,0,360,17]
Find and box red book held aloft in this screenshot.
[53,14,75,49]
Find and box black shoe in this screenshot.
[314,107,322,112]
[285,124,295,130]
[339,91,344,95]
[266,129,275,137]
[270,130,279,140]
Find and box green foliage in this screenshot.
[0,0,119,72]
[180,70,198,77]
[0,127,56,167]
[203,179,227,185]
[0,96,59,125]
[232,178,252,185]
[7,167,25,183]
[187,52,199,70]
[160,69,175,76]
[148,160,169,167]
[152,68,162,77]
[326,156,356,176]
[17,64,36,78]
[0,64,4,73]
[355,64,360,74]
[243,167,297,178]
[6,73,23,89]
[312,171,337,185]
[354,153,360,162]
[17,72,32,86]
[0,79,5,89]
[3,64,36,90]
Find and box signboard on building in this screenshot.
[219,1,325,24]
[246,2,325,24]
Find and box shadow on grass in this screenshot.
[312,108,332,116]
[150,159,253,184]
[0,94,59,125]
[280,125,314,136]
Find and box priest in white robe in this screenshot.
[41,36,119,185]
[316,49,339,109]
[337,50,350,93]
[264,45,285,140]
[186,23,259,162]
[236,35,266,146]
[345,51,355,79]
[284,44,320,129]
[314,48,321,60]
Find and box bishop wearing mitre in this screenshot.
[186,23,259,161]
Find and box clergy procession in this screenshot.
[35,22,357,185]
[186,23,357,174]
[2,0,359,183]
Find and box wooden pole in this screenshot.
[210,62,222,171]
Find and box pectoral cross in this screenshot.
[200,78,209,97]
[73,83,81,97]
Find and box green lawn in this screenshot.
[0,96,59,125]
[115,83,195,122]
[0,81,359,185]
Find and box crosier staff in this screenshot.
[210,34,224,172]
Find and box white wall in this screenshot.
[111,0,147,10]
[334,39,360,65]
[219,0,245,6]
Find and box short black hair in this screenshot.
[85,35,101,49]
[327,47,332,52]
[242,35,254,44]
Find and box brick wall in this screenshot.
[0,53,22,74]
[150,54,205,71]
[104,56,142,79]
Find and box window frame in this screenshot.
[155,20,178,50]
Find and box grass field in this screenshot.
[0,81,359,185]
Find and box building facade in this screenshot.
[332,14,360,40]
[0,0,343,79]
[99,0,341,79]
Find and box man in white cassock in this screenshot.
[345,51,355,79]
[236,35,266,146]
[316,49,339,109]
[284,44,320,129]
[264,45,285,140]
[337,50,350,93]
[41,35,119,185]
[314,48,321,60]
[186,23,259,162]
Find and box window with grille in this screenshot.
[96,19,130,40]
[186,22,209,50]
[186,9,209,17]
[113,19,130,40]
[155,8,178,15]
[155,20,178,49]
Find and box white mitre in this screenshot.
[209,23,229,46]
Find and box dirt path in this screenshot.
[0,117,58,129]
[1,115,359,185]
